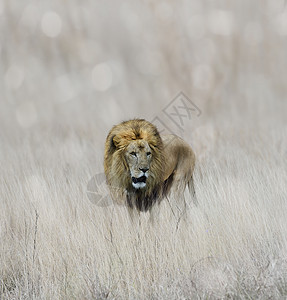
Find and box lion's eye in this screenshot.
[130,152,137,157]
[147,152,151,156]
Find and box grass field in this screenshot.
[1,0,287,299]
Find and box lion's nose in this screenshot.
[139,167,149,173]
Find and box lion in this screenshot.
[104,119,196,217]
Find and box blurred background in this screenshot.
[1,0,287,155]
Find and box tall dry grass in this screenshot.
[1,0,287,298]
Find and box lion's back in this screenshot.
[161,134,196,198]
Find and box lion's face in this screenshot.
[125,139,152,189]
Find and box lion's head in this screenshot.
[104,119,164,211]
[124,139,152,189]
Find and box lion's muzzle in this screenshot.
[132,175,147,189]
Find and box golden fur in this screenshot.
[104,119,196,212]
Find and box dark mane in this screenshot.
[126,174,174,212]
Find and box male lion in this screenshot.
[104,119,196,217]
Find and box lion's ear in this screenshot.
[107,134,118,154]
[107,134,125,152]
[112,135,121,148]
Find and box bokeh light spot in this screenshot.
[275,12,287,35]
[16,102,37,128]
[208,10,234,36]
[5,65,24,90]
[92,63,113,91]
[41,11,62,38]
